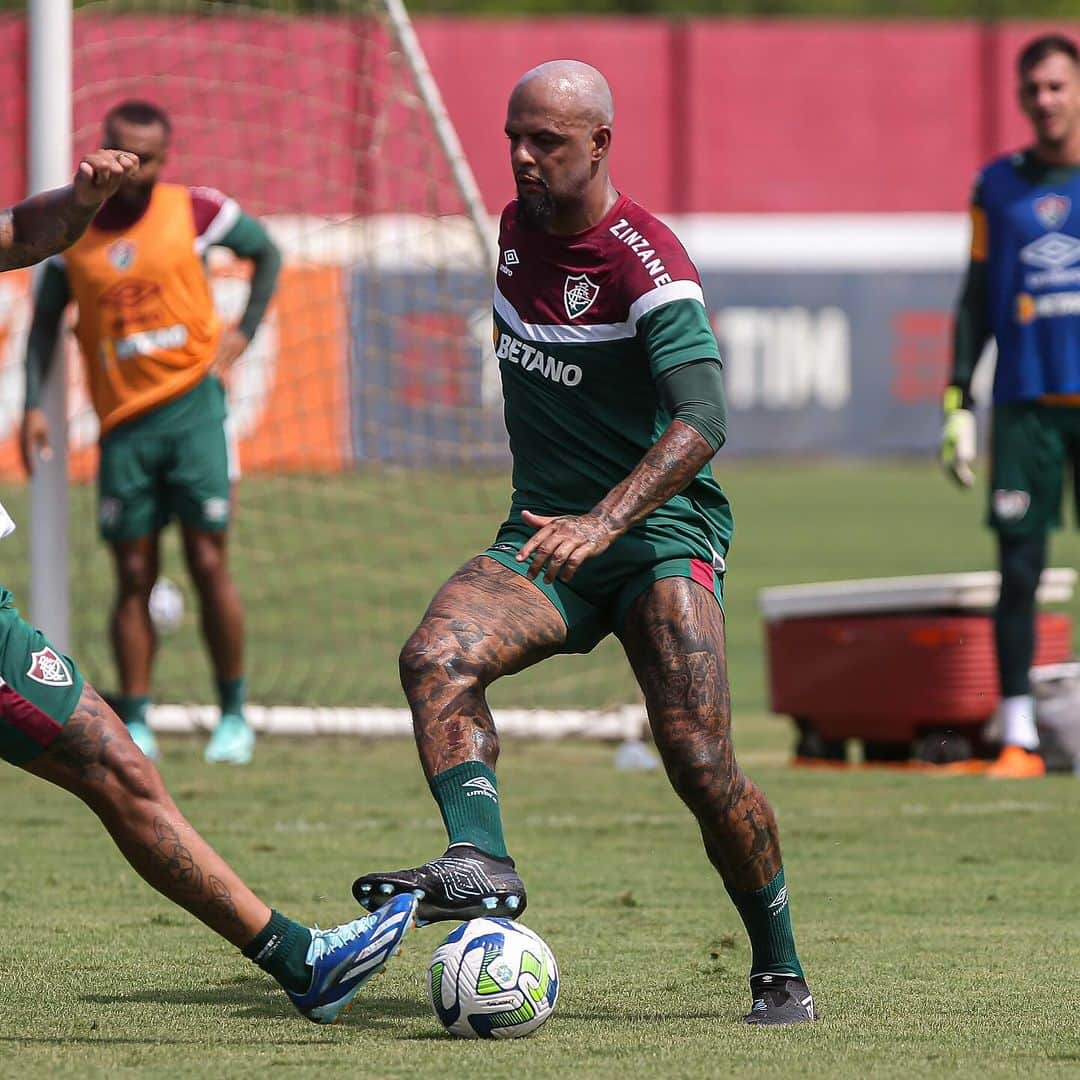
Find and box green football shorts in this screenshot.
[989,401,1080,536]
[0,588,86,767]
[97,377,237,542]
[482,517,726,654]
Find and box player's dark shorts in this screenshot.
[989,401,1080,536]
[98,376,237,542]
[0,588,86,767]
[482,517,726,654]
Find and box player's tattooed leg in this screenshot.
[43,682,116,783]
[399,557,567,778]
[620,577,783,893]
[26,682,263,943]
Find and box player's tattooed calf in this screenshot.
[205,874,245,931]
[621,577,783,893]
[147,817,204,895]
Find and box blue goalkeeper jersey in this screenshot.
[975,151,1080,402]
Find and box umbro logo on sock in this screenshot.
[462,777,499,802]
[767,885,788,914]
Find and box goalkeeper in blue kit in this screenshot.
[942,34,1080,778]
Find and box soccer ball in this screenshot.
[148,576,185,634]
[428,918,559,1039]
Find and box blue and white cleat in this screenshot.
[126,719,160,762]
[287,892,418,1024]
[204,713,255,765]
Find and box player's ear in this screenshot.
[591,125,611,162]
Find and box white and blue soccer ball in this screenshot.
[428,917,559,1039]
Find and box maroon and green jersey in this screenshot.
[493,192,733,556]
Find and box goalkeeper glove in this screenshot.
[940,385,976,488]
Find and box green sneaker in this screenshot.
[126,719,160,762]
[204,713,254,765]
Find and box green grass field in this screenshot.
[2,733,1079,1077]
[1,459,1080,1075]
[3,458,1080,711]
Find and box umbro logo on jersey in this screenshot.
[1019,231,1080,270]
[500,249,519,278]
[767,885,789,914]
[564,273,600,320]
[463,776,499,803]
[27,646,73,687]
[1034,193,1071,230]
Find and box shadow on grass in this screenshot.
[80,982,432,1025]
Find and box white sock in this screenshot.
[998,694,1039,750]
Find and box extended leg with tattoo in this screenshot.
[24,683,416,1023]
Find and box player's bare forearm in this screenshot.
[591,419,715,535]
[518,420,715,583]
[0,187,99,272]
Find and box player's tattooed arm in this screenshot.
[0,150,138,272]
[517,420,714,583]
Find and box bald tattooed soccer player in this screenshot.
[354,60,815,1026]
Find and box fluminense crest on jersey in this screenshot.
[1034,193,1071,230]
[107,239,136,270]
[563,273,600,320]
[27,646,73,687]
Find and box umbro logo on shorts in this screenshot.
[27,646,73,687]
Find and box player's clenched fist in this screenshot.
[73,149,139,206]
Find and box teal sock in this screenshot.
[242,910,313,995]
[117,695,150,727]
[729,867,805,979]
[429,761,508,859]
[216,676,246,719]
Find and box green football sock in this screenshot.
[729,867,805,979]
[116,694,150,727]
[216,676,246,719]
[242,910,312,995]
[429,761,508,859]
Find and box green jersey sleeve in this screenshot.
[637,298,721,381]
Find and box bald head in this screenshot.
[510,60,614,129]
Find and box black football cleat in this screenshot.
[744,973,816,1025]
[352,844,527,926]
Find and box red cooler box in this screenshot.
[760,570,1076,749]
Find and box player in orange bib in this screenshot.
[22,102,282,765]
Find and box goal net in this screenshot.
[4,0,642,733]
